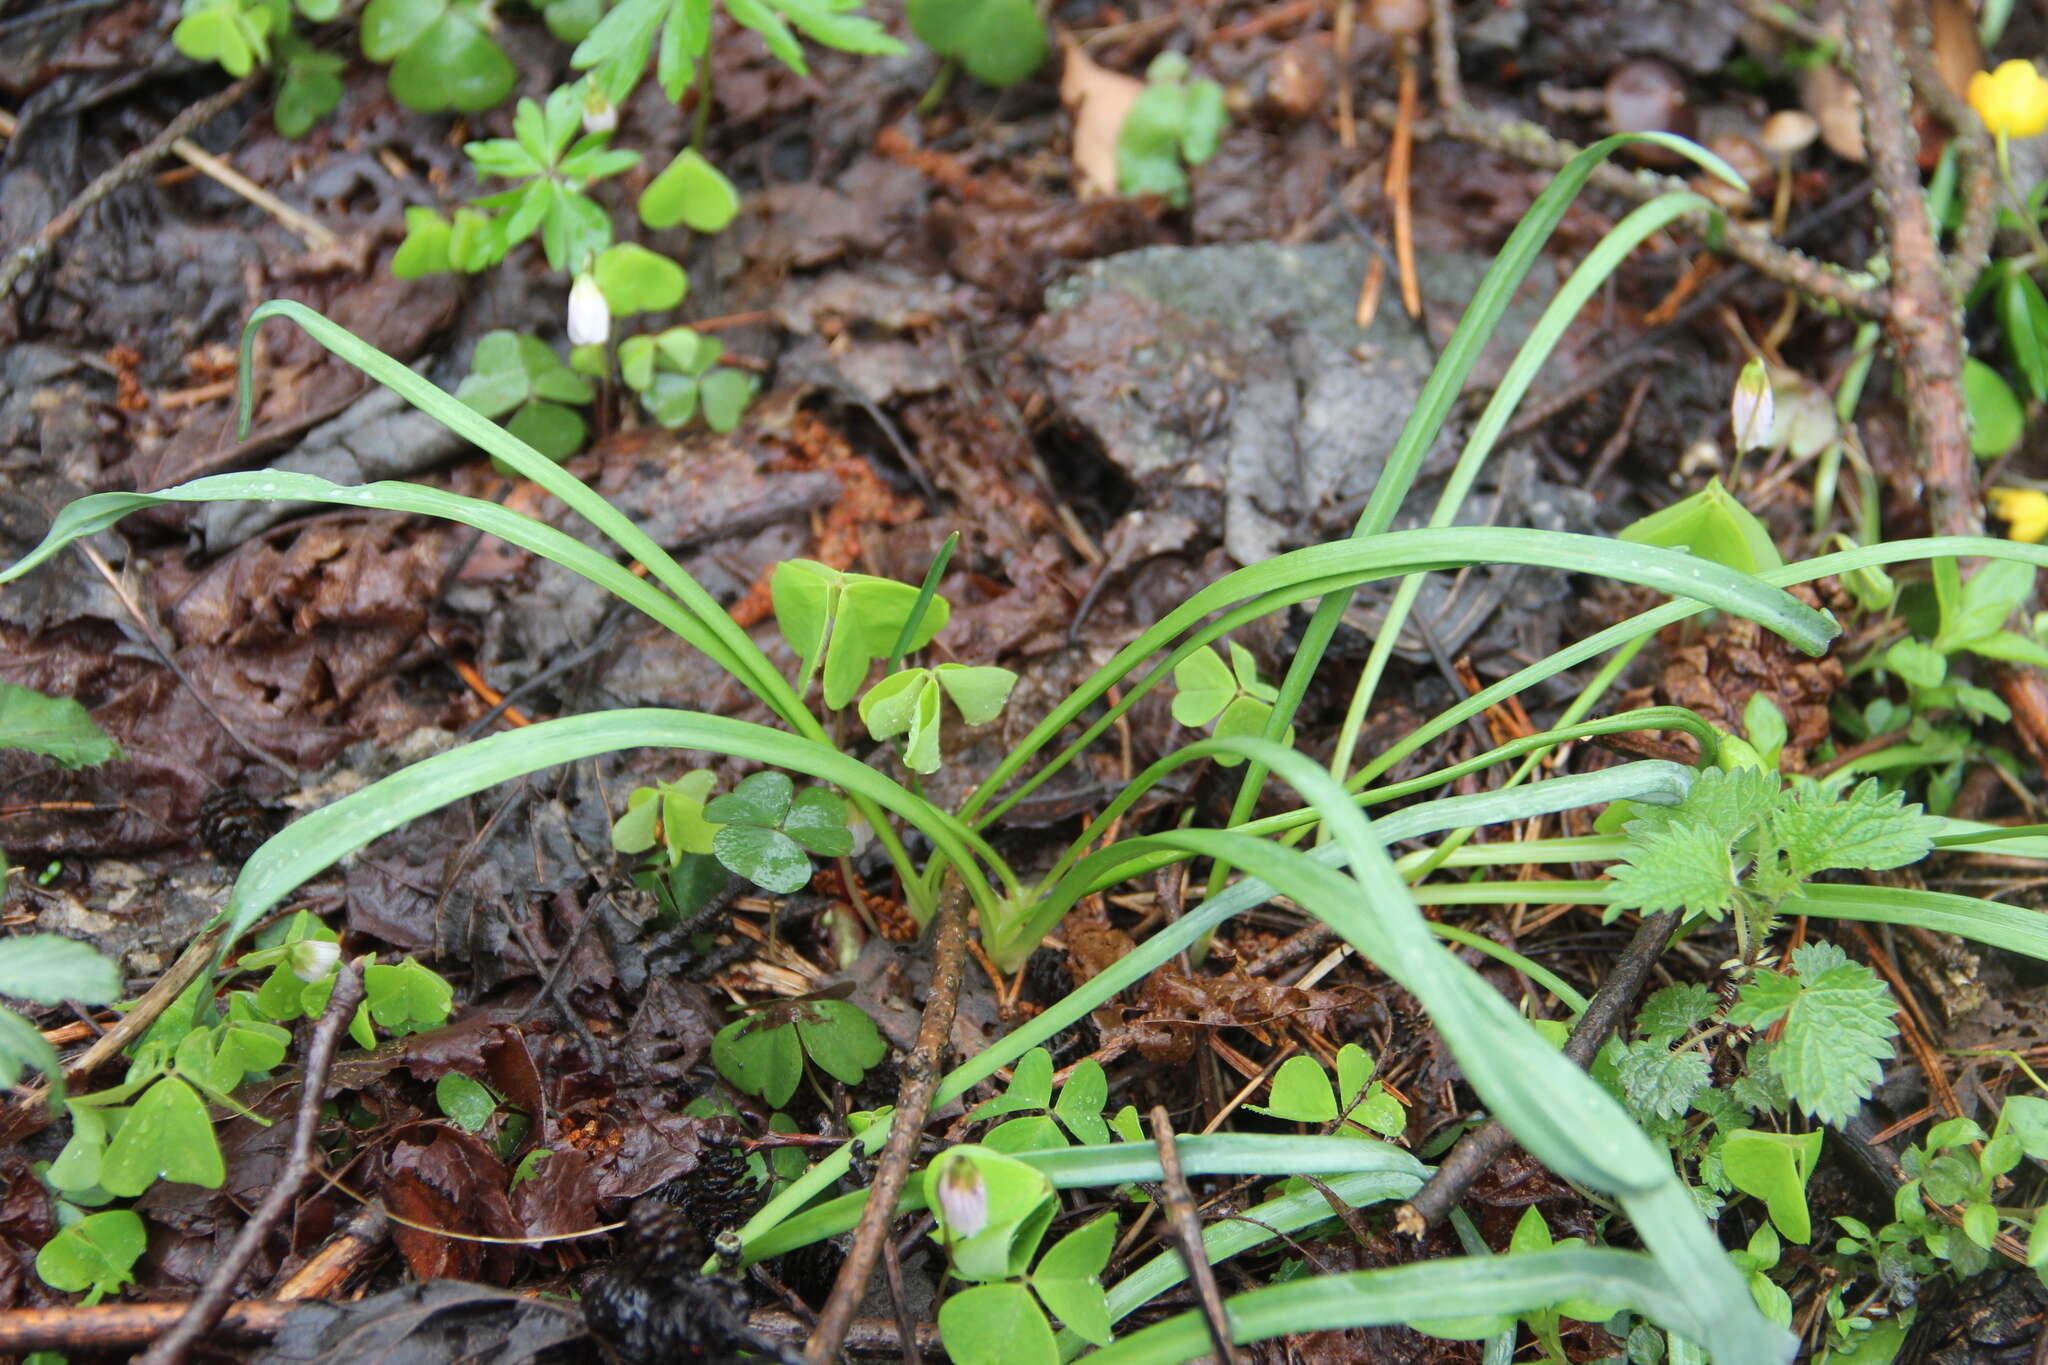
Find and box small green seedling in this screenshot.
[711,989,886,1107]
[926,1144,1058,1282]
[907,0,1048,88]
[1415,1206,1621,1356]
[965,1048,1111,1151]
[1116,52,1227,208]
[34,1209,147,1304]
[1721,1128,1824,1243]
[702,771,853,894]
[572,0,903,105]
[640,150,742,233]
[436,1072,499,1132]
[1731,1222,1794,1327]
[617,327,757,431]
[1621,476,1783,576]
[360,0,518,113]
[859,664,1017,774]
[1995,263,2048,401]
[937,1212,1118,1365]
[612,771,731,920]
[772,560,952,709]
[1246,1045,1405,1138]
[1964,356,2024,458]
[1171,642,1292,767]
[461,82,641,272]
[363,956,457,1036]
[457,331,596,462]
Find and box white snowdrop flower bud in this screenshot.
[568,272,610,346]
[934,1155,988,1239]
[1731,357,1775,453]
[288,938,341,983]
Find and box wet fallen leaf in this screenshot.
[1061,41,1145,199]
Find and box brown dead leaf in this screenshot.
[1061,40,1145,200]
[379,1123,523,1283]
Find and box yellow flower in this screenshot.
[1988,486,2048,543]
[1969,60,2048,140]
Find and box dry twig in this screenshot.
[803,882,969,1364]
[1843,0,1978,539]
[0,78,259,303]
[136,960,367,1365]
[1150,1105,1241,1365]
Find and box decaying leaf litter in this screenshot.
[2,0,2048,1361]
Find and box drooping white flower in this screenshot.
[287,938,341,983]
[568,272,610,346]
[934,1154,988,1239]
[1731,356,1776,453]
[582,87,617,136]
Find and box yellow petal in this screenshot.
[1969,61,2048,140]
[1988,487,2048,544]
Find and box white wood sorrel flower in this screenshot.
[568,272,610,346]
[1731,356,1775,453]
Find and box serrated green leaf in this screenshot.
[1732,946,1896,1125]
[1770,779,1942,880]
[0,683,121,769]
[1615,1041,1710,1121]
[0,934,122,1005]
[1606,820,1742,916]
[795,998,885,1085]
[1635,983,1717,1042]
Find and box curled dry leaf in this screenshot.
[1060,40,1145,200]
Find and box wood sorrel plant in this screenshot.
[13,133,2048,1363]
